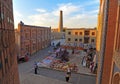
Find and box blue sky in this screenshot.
[13,0,99,28]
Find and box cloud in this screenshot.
[14,10,23,17]
[64,13,97,28]
[28,3,84,27]
[28,10,58,27]
[14,2,98,28]
[52,3,81,16]
[35,8,46,13]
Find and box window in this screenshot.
[92,32,95,35]
[79,39,82,42]
[68,32,71,35]
[91,39,95,42]
[68,38,71,41]
[75,38,78,41]
[85,31,90,35]
[84,37,89,43]
[75,32,78,35]
[79,32,82,35]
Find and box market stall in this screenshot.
[38,47,78,72]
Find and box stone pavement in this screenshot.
[19,39,96,84]
[18,46,53,73]
[18,46,54,84]
[21,73,71,84]
[30,67,96,84]
[19,45,72,84]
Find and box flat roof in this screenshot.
[19,22,51,28]
[66,28,96,30]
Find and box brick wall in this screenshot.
[0,0,20,84]
[101,0,118,84]
[16,22,51,59]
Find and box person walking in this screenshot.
[82,56,86,67]
[52,42,54,47]
[72,49,74,54]
[34,62,38,74]
[65,72,70,82]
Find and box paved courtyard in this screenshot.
[30,67,96,84]
[18,39,96,84]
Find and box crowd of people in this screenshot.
[81,48,97,74]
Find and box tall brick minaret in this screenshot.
[58,10,63,32]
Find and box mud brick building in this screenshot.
[96,0,120,84]
[0,0,20,84]
[15,21,51,60]
[65,28,96,48]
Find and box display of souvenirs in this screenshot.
[39,47,78,72]
[50,60,78,72]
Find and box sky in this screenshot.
[13,0,99,28]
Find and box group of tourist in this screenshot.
[81,48,97,74]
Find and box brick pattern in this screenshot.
[16,22,51,59]
[112,2,120,84]
[101,0,118,84]
[0,0,20,84]
[97,0,120,84]
[113,3,120,69]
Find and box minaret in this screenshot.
[58,10,63,32]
